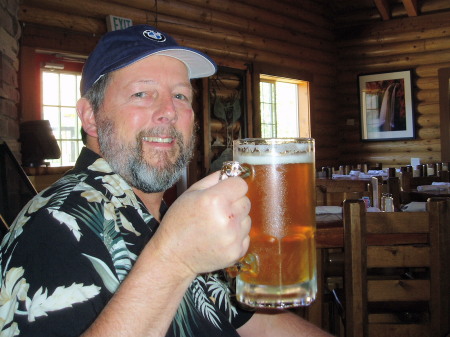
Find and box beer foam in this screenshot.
[234,143,314,165]
[234,152,313,165]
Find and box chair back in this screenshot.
[370,176,383,209]
[343,198,450,337]
[316,179,370,206]
[400,172,450,203]
[401,171,450,192]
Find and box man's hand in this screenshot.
[153,171,251,277]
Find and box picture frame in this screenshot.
[358,70,415,141]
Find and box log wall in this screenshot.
[1,0,21,158]
[17,0,339,168]
[13,0,450,170]
[335,1,450,168]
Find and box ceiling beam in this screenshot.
[373,0,391,21]
[402,0,419,16]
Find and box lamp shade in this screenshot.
[19,120,61,167]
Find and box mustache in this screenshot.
[137,126,181,139]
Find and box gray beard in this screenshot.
[97,119,195,193]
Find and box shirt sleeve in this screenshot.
[0,209,113,337]
[231,301,255,329]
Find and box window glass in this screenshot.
[260,75,310,138]
[42,70,82,166]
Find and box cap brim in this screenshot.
[153,48,217,79]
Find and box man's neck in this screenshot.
[85,140,165,221]
[133,188,165,222]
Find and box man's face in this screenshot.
[95,55,196,193]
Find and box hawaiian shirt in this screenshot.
[0,147,253,336]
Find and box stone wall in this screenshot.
[0,0,21,158]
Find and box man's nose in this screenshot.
[152,95,178,123]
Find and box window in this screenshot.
[42,70,83,166]
[260,74,310,138]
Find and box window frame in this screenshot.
[19,48,85,167]
[41,69,83,166]
[251,63,313,139]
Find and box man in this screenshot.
[0,25,331,336]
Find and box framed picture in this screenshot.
[206,66,248,174]
[358,70,415,141]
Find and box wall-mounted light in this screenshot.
[44,62,64,70]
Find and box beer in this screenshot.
[233,139,316,308]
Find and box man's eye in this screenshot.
[133,92,146,98]
[175,93,189,101]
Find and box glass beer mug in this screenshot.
[221,138,317,308]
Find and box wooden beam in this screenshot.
[402,0,419,16]
[373,0,391,21]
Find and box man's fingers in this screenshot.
[187,171,222,191]
[188,172,248,203]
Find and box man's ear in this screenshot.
[77,98,98,138]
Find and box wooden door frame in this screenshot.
[438,67,450,162]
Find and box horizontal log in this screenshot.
[416,77,439,90]
[335,0,450,28]
[20,19,335,79]
[339,125,442,143]
[417,113,441,128]
[417,127,441,140]
[20,22,99,55]
[316,152,341,164]
[311,124,340,135]
[416,61,450,77]
[337,110,360,122]
[19,6,106,35]
[178,0,334,41]
[20,4,335,66]
[25,0,334,53]
[182,37,334,76]
[338,151,441,166]
[314,84,340,99]
[337,70,363,84]
[416,102,439,115]
[313,100,341,114]
[416,89,439,103]
[341,139,441,153]
[108,0,154,11]
[234,0,330,28]
[314,136,342,147]
[337,10,450,47]
[339,49,450,70]
[24,0,147,25]
[339,36,450,59]
[156,21,335,65]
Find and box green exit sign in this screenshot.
[106,15,133,32]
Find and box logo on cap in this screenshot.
[143,29,166,42]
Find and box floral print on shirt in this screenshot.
[0,147,252,337]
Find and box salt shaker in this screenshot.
[381,193,394,212]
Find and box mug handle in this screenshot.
[220,161,258,278]
[219,161,250,180]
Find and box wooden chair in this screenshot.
[369,176,383,209]
[314,179,371,334]
[342,198,450,337]
[316,178,370,206]
[400,171,450,203]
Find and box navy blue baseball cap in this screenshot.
[80,24,217,96]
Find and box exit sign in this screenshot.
[106,15,133,32]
